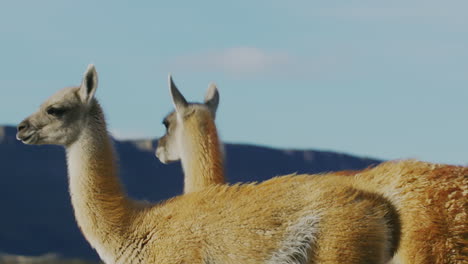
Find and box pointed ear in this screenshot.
[79,64,98,104]
[168,74,188,115]
[204,82,219,117]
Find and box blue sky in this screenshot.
[1,0,467,165]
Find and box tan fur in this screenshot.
[182,132,467,263]
[164,89,467,263]
[181,110,224,192]
[163,83,467,263]
[25,104,399,263]
[171,123,467,264]
[158,109,224,193]
[125,175,398,264]
[156,79,224,193]
[338,161,468,264]
[17,66,399,263]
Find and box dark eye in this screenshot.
[47,107,67,117]
[162,119,169,129]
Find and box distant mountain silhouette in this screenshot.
[0,125,381,260]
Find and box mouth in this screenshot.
[155,151,166,164]
[16,132,37,144]
[155,150,173,164]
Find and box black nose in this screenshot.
[17,120,30,132]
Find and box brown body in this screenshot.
[155,78,401,263]
[156,80,468,263]
[24,100,399,264]
[133,175,399,264]
[17,66,399,263]
[340,161,468,264]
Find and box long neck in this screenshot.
[181,116,225,193]
[65,101,132,260]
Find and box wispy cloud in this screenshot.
[168,47,294,77]
[166,46,347,80]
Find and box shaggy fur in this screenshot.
[342,161,468,264]
[16,65,399,264]
[156,78,224,193]
[160,82,468,263]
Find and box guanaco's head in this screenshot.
[156,75,219,164]
[16,65,98,146]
